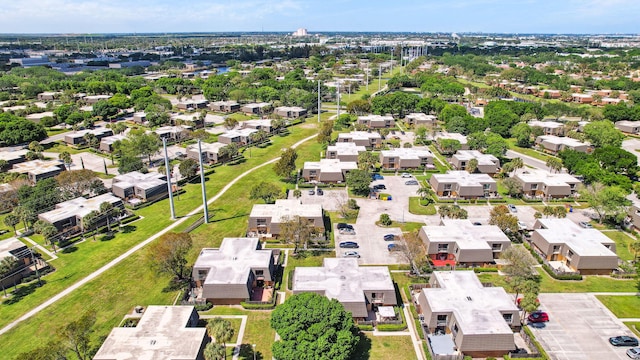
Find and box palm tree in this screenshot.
[207,318,234,350]
[100,202,114,232]
[59,151,72,170]
[41,224,59,252]
[542,206,555,218]
[416,186,434,205]
[0,257,18,297]
[629,241,640,263]
[510,157,524,175]
[112,207,124,229]
[3,214,20,236]
[83,210,101,241]
[203,342,226,360]
[438,204,452,219]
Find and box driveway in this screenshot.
[622,138,640,166]
[528,293,635,360]
[294,188,349,212]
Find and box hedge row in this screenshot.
[376,323,407,331]
[357,324,374,331]
[195,302,213,311]
[240,293,278,310]
[542,264,583,280]
[473,267,499,273]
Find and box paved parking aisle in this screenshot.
[530,293,634,360]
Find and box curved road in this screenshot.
[0,133,318,336]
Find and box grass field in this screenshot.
[603,231,637,261]
[408,197,436,215]
[626,322,640,337]
[339,66,405,104]
[204,307,275,360]
[352,334,418,360]
[596,296,640,318]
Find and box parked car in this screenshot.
[578,221,593,229]
[405,180,419,185]
[627,347,640,359]
[373,184,386,190]
[339,241,359,249]
[518,221,527,230]
[472,222,482,226]
[337,223,353,230]
[316,188,324,196]
[400,130,406,135]
[609,336,639,347]
[339,228,356,235]
[387,243,399,251]
[383,234,395,241]
[508,204,517,213]
[308,189,315,195]
[175,151,184,158]
[372,173,384,180]
[401,173,412,178]
[343,251,361,258]
[527,311,549,323]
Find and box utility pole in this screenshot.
[378,65,382,91]
[336,82,340,119]
[198,140,209,224]
[366,67,369,91]
[30,247,41,287]
[317,80,321,123]
[162,138,176,220]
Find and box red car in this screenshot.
[528,311,549,323]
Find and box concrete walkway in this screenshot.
[403,304,427,360]
[18,235,58,261]
[200,315,248,360]
[0,133,318,337]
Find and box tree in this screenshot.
[500,246,539,302]
[56,169,99,199]
[346,169,371,197]
[14,340,67,360]
[207,318,235,348]
[218,143,239,161]
[0,256,18,296]
[502,177,523,198]
[4,213,20,235]
[630,241,640,263]
[92,99,119,120]
[379,213,392,226]
[60,310,97,360]
[542,206,555,218]
[223,117,238,130]
[509,157,524,175]
[357,151,377,172]
[510,122,532,147]
[553,206,567,218]
[146,232,193,281]
[249,182,282,204]
[270,292,359,360]
[583,120,624,148]
[279,215,323,253]
[546,157,563,173]
[317,120,333,144]
[417,185,434,204]
[273,148,298,181]
[179,158,199,179]
[59,151,72,171]
[467,158,478,173]
[204,342,226,360]
[397,231,427,275]
[100,202,114,232]
[437,138,461,155]
[83,210,101,241]
[489,205,519,234]
[129,131,161,165]
[579,183,631,224]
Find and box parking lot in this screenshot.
[529,293,635,360]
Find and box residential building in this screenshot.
[450,150,500,175]
[629,197,640,231]
[0,149,28,167]
[192,237,276,304]
[572,93,593,104]
[37,91,61,101]
[416,271,519,358]
[528,120,564,136]
[83,94,111,105]
[0,237,32,289]
[615,120,640,135]
[535,135,592,154]
[99,134,127,152]
[242,119,273,133]
[514,169,581,199]
[132,111,147,124]
[241,102,271,115]
[208,100,240,113]
[93,306,208,360]
[293,258,397,318]
[356,114,395,129]
[379,147,434,170]
[154,125,192,141]
[405,113,437,127]
[171,113,204,128]
[531,219,618,275]
[301,159,358,183]
[434,132,469,150]
[186,142,227,164]
[111,171,168,204]
[274,106,307,119]
[9,159,65,183]
[418,220,511,267]
[538,89,561,99]
[176,99,208,111]
[25,112,55,123]
[38,193,123,231]
[248,199,324,237]
[325,142,366,162]
[63,128,113,146]
[337,131,382,149]
[218,128,258,145]
[429,171,497,199]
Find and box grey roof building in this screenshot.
[450,150,500,175]
[325,142,366,162]
[38,193,123,231]
[93,305,207,360]
[0,149,28,167]
[293,258,397,318]
[111,171,168,204]
[9,159,65,183]
[193,237,276,304]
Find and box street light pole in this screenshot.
[253,344,256,360]
[30,247,41,287]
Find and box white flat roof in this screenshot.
[0,237,26,260]
[186,142,226,154]
[193,238,273,285]
[220,128,258,138]
[435,132,468,144]
[338,131,382,141]
[421,220,510,250]
[250,199,323,222]
[9,159,63,175]
[358,114,394,122]
[304,159,358,173]
[616,120,640,127]
[514,169,581,186]
[100,134,127,145]
[293,258,394,303]
[535,219,617,257]
[528,120,564,129]
[0,149,28,162]
[381,147,433,159]
[537,135,588,147]
[242,119,272,128]
[39,193,121,224]
[422,271,517,335]
[405,113,436,121]
[327,142,366,156]
[432,171,495,186]
[453,150,498,166]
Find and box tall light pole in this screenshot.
[252,344,256,360]
[317,80,321,123]
[336,82,340,119]
[162,138,176,220]
[197,140,209,224]
[378,65,382,91]
[366,67,369,91]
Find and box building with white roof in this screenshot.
[154,125,192,141]
[99,134,127,152]
[450,150,500,175]
[404,113,437,126]
[241,102,271,115]
[242,119,273,133]
[176,99,208,111]
[528,120,564,136]
[218,128,258,145]
[302,159,358,183]
[9,159,65,183]
[208,100,240,113]
[531,219,618,275]
[357,114,395,129]
[325,142,366,162]
[416,271,518,358]
[513,169,580,199]
[429,171,497,199]
[248,199,324,237]
[111,171,167,203]
[0,148,28,167]
[379,147,434,170]
[38,193,123,231]
[192,237,276,304]
[83,94,111,105]
[293,258,397,318]
[274,106,307,119]
[186,142,227,164]
[337,131,382,148]
[0,237,35,290]
[63,128,113,146]
[93,305,207,360]
[615,120,640,135]
[535,135,592,154]
[419,220,511,267]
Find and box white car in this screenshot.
[628,347,640,359]
[343,251,361,258]
[401,173,412,178]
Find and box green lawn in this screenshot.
[626,322,640,337]
[204,307,275,360]
[408,197,436,215]
[505,138,555,162]
[603,231,637,261]
[340,66,406,103]
[596,296,640,318]
[477,268,638,293]
[352,334,417,360]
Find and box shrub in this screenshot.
[194,302,213,311]
[376,323,407,331]
[542,264,583,280]
[357,324,374,331]
[473,267,498,273]
[379,213,392,226]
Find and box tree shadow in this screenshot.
[121,225,136,234]
[100,233,115,242]
[3,280,47,305]
[350,332,373,360]
[238,344,263,360]
[162,278,189,293]
[62,246,78,254]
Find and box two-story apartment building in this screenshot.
[325,142,366,162]
[38,193,123,231]
[528,120,564,136]
[450,150,500,175]
[274,106,307,119]
[379,148,434,170]
[429,171,497,199]
[248,199,324,237]
[111,171,168,204]
[99,134,127,152]
[513,169,581,199]
[404,113,437,127]
[64,128,114,146]
[218,128,258,145]
[535,135,592,154]
[337,131,382,149]
[242,119,274,133]
[9,159,65,183]
[356,114,395,129]
[615,120,640,135]
[241,102,271,115]
[302,159,358,183]
[186,142,227,164]
[208,100,240,113]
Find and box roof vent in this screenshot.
[340,276,346,280]
[150,340,156,345]
[466,296,473,301]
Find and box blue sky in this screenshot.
[1,0,638,34]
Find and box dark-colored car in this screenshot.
[372,173,384,180]
[316,188,323,196]
[339,241,359,249]
[337,223,353,230]
[308,189,315,195]
[383,234,395,241]
[405,180,419,185]
[609,336,639,347]
[373,184,386,190]
[527,311,549,323]
[387,243,399,251]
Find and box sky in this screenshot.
[0,0,638,34]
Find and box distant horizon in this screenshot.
[1,0,639,35]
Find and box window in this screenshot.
[255,270,264,276]
[444,184,452,190]
[531,184,538,190]
[438,244,449,252]
[256,218,267,225]
[483,184,491,190]
[309,170,317,175]
[567,250,574,260]
[503,313,513,323]
[437,315,447,321]
[198,270,207,280]
[492,243,502,251]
